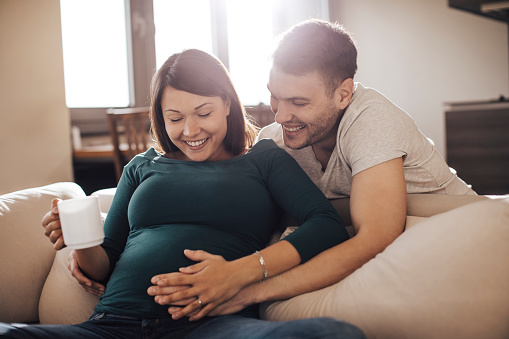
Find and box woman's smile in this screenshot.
[184,137,209,148]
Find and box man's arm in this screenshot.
[210,157,407,314]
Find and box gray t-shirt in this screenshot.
[258,83,474,199]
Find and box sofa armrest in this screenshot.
[91,188,116,214]
[0,182,86,324]
[327,193,491,227]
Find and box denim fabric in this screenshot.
[0,312,365,339]
[184,315,366,339]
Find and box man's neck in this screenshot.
[311,108,344,172]
[311,134,337,172]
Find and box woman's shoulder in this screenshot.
[125,147,162,167]
[249,138,287,156]
[243,139,295,167]
[252,138,278,149]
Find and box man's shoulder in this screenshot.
[257,123,286,148]
[258,122,282,138]
[348,83,388,115]
[340,83,411,136]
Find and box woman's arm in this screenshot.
[74,246,110,282]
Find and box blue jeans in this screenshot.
[0,312,365,339]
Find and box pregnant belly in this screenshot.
[97,225,257,316]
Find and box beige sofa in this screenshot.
[1,182,508,338]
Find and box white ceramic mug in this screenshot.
[58,196,104,249]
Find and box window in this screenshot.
[225,0,273,105]
[153,0,214,69]
[59,0,329,132]
[60,0,130,108]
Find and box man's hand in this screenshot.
[41,198,66,250]
[207,283,259,316]
[68,250,105,296]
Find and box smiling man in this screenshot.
[200,18,476,316]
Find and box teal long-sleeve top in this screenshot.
[94,139,348,317]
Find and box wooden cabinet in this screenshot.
[449,0,509,23]
[445,101,509,194]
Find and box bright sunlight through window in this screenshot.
[225,0,273,105]
[60,0,129,108]
[153,0,273,105]
[153,0,213,70]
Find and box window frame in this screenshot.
[70,0,155,135]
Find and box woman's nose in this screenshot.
[184,118,200,137]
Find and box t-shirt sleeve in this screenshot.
[341,104,410,177]
[261,144,349,262]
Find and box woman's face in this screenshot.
[161,86,231,162]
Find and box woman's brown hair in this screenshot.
[149,49,258,156]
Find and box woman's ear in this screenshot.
[334,78,354,110]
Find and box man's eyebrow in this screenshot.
[164,102,213,113]
[271,93,310,102]
[287,96,309,101]
[267,85,309,101]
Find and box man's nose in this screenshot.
[274,103,292,124]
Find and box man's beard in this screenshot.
[284,101,343,150]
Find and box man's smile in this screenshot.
[282,125,305,132]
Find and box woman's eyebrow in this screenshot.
[194,102,213,110]
[164,102,213,113]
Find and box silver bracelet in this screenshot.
[254,250,268,282]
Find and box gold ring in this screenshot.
[197,299,203,306]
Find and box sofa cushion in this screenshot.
[0,182,85,323]
[39,247,99,324]
[261,198,509,339]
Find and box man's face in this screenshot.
[267,67,342,150]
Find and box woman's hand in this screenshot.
[41,198,66,250]
[148,249,247,321]
[68,250,105,296]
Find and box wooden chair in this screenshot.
[106,107,151,181]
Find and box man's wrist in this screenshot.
[246,278,273,304]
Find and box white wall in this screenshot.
[0,0,73,195]
[330,0,509,156]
